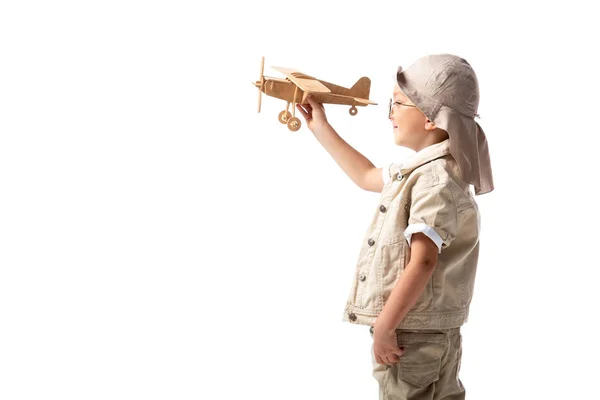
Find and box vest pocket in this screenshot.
[379,241,404,304]
[396,331,447,388]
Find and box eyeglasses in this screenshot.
[389,98,417,118]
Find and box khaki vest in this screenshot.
[342,139,481,330]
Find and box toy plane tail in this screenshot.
[349,77,371,99]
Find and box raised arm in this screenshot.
[296,97,385,193]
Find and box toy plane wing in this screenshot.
[271,66,331,94]
[354,97,378,105]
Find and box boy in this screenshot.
[295,54,494,399]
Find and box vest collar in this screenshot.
[390,139,451,179]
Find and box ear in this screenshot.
[424,119,438,131]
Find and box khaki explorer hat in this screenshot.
[396,54,494,195]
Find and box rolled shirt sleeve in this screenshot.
[403,183,458,253]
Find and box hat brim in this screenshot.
[396,67,443,121]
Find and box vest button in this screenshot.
[359,274,366,281]
[379,205,387,213]
[349,313,357,322]
[368,239,375,246]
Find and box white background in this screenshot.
[1,1,599,399]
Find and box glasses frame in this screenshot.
[389,98,417,118]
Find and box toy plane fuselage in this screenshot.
[253,57,377,131]
[256,75,376,107]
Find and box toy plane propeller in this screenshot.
[253,56,377,132]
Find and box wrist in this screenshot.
[312,121,331,135]
[374,316,397,333]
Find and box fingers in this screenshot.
[307,96,324,110]
[295,104,309,120]
[386,355,399,364]
[390,346,404,361]
[300,102,313,113]
[375,349,403,365]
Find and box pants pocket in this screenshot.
[396,331,448,388]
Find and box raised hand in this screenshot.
[295,96,329,134]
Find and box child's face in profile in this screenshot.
[389,83,430,148]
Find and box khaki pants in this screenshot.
[369,326,465,400]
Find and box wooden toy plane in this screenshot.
[253,56,378,131]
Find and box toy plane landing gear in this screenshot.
[278,109,291,124]
[253,56,377,132]
[287,117,301,131]
[277,102,301,131]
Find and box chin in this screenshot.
[393,134,404,146]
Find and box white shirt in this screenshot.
[381,146,445,253]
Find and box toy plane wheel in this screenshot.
[287,117,301,131]
[349,106,358,116]
[278,111,292,124]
